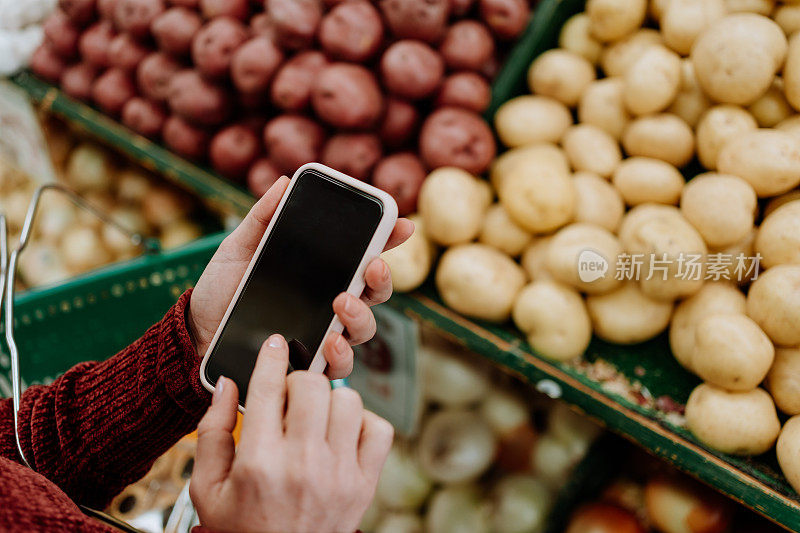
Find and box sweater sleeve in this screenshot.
[0,289,211,510]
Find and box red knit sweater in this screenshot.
[0,290,211,531]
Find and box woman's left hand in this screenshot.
[188,176,414,379]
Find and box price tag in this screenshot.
[348,303,422,437]
[0,80,56,182]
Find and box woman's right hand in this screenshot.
[189,333,393,533]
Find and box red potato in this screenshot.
[167,69,231,125]
[450,0,475,16]
[30,45,68,83]
[267,0,322,50]
[566,503,646,533]
[231,37,283,93]
[59,0,97,25]
[61,63,98,100]
[192,17,249,79]
[379,0,449,43]
[436,72,492,112]
[419,107,496,173]
[151,7,202,56]
[239,91,268,110]
[162,115,210,159]
[201,0,249,20]
[169,0,199,6]
[321,133,382,180]
[479,0,530,40]
[372,152,426,215]
[79,20,116,67]
[439,20,495,72]
[263,115,326,174]
[480,53,501,79]
[121,97,167,137]
[250,13,276,39]
[92,68,136,115]
[312,63,384,129]
[210,125,261,179]
[108,33,150,70]
[97,0,115,19]
[379,97,420,147]
[44,10,81,59]
[381,40,445,100]
[136,52,180,101]
[248,158,283,196]
[318,1,383,62]
[113,0,165,38]
[270,51,328,111]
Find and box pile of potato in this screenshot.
[29,0,532,214]
[361,333,600,533]
[383,0,800,489]
[0,118,210,289]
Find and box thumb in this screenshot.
[192,377,239,493]
[225,176,290,259]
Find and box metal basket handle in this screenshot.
[5,183,156,469]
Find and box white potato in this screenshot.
[436,244,526,322]
[559,13,603,64]
[479,204,533,257]
[418,167,490,246]
[707,228,758,285]
[767,348,800,415]
[489,143,570,191]
[586,282,674,344]
[649,0,669,21]
[692,314,775,391]
[382,215,436,292]
[512,281,592,361]
[661,0,726,56]
[623,44,681,116]
[622,113,694,168]
[754,200,800,267]
[561,124,622,178]
[777,416,800,495]
[545,223,623,294]
[498,162,575,234]
[612,157,684,206]
[746,265,800,346]
[618,204,707,301]
[572,171,625,232]
[578,78,631,140]
[724,0,774,14]
[667,60,712,128]
[669,282,747,371]
[685,383,780,455]
[747,78,793,127]
[586,0,647,42]
[776,114,800,138]
[784,33,800,112]
[528,49,596,107]
[775,5,800,36]
[680,173,757,248]
[763,189,800,217]
[520,236,554,281]
[695,105,758,170]
[717,129,800,197]
[495,96,573,148]
[691,14,787,105]
[600,29,662,77]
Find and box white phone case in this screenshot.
[199,162,399,397]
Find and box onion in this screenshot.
[141,187,192,228]
[418,410,497,484]
[34,194,77,243]
[375,512,424,533]
[548,402,602,458]
[565,503,646,533]
[59,226,112,273]
[116,169,153,204]
[426,485,491,533]
[644,476,732,533]
[160,220,202,249]
[3,188,34,230]
[531,433,577,488]
[65,143,113,192]
[18,243,70,287]
[420,343,490,407]
[480,388,531,436]
[376,443,433,510]
[490,474,553,533]
[103,207,148,257]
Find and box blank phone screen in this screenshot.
[204,169,384,400]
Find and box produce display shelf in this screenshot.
[8,71,255,217]
[386,289,800,532]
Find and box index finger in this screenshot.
[238,334,290,452]
[383,218,415,252]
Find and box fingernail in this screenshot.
[343,295,356,318]
[335,334,348,354]
[213,378,225,403]
[382,262,391,280]
[268,334,285,348]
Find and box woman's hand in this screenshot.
[190,335,393,533]
[188,176,414,379]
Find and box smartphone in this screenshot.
[199,163,398,403]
